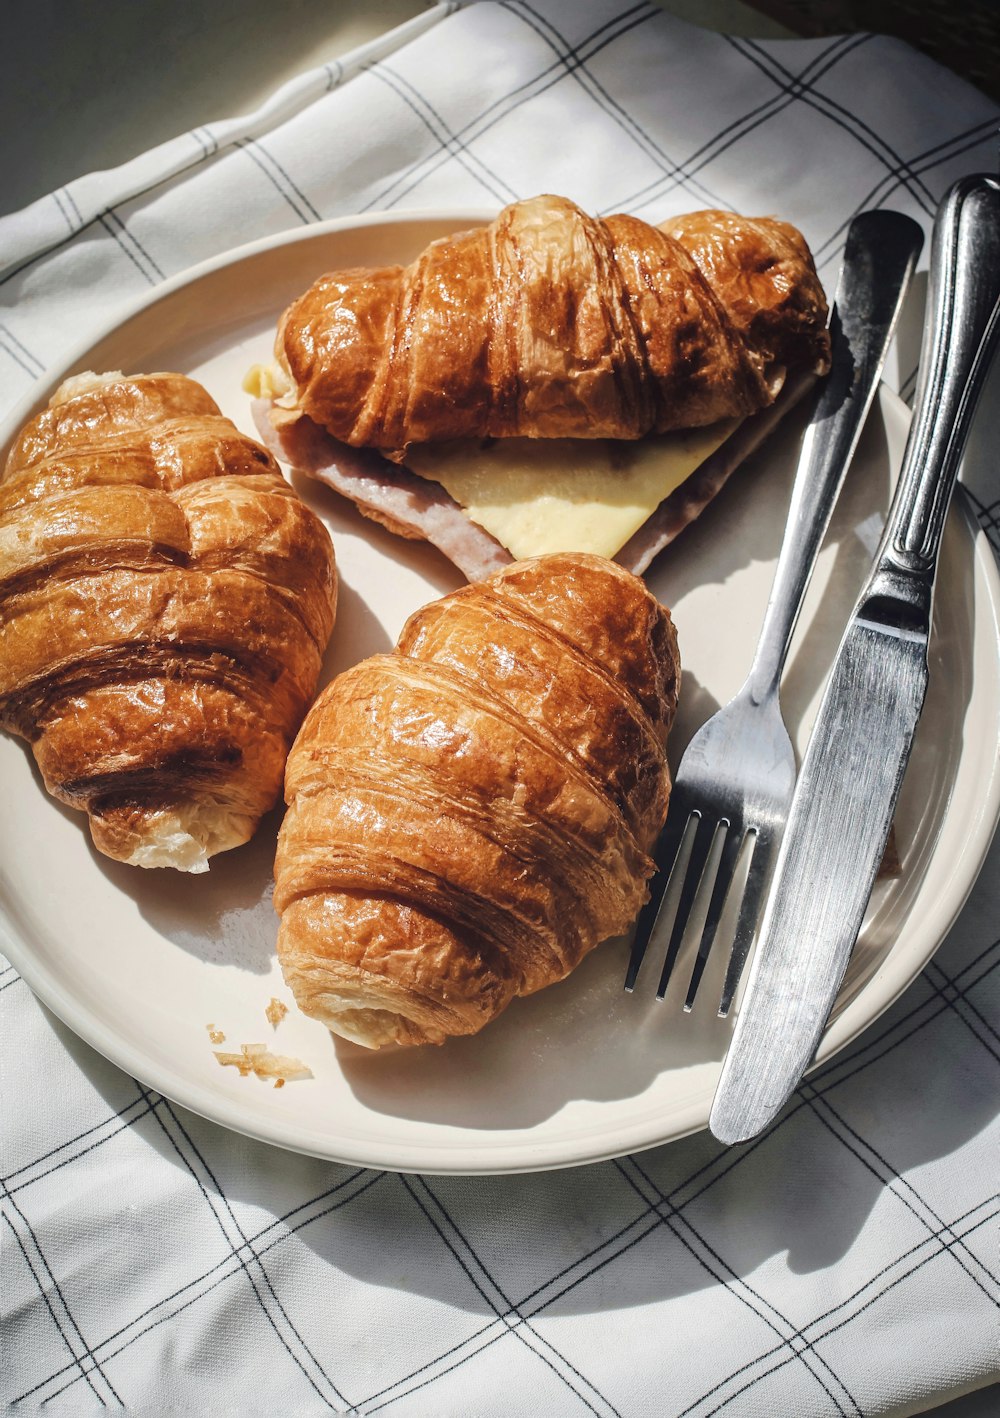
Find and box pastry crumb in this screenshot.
[214,1042,311,1084]
[206,1024,226,1044]
[265,997,288,1028]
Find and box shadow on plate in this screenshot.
[336,924,733,1131]
[83,567,399,973]
[57,823,1000,1320]
[92,810,282,974]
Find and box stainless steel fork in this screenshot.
[624,209,924,1015]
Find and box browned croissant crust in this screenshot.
[273,552,678,1048]
[0,371,337,871]
[273,194,829,451]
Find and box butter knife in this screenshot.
[710,173,1000,1146]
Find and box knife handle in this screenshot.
[881,175,1000,583]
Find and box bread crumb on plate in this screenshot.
[265,997,288,1028]
[214,1042,312,1084]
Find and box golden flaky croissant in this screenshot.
[274,195,828,448]
[0,371,337,872]
[261,194,830,578]
[273,552,679,1048]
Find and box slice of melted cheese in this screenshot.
[404,421,739,560]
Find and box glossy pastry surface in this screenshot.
[0,371,337,871]
[273,194,830,451]
[274,552,679,1048]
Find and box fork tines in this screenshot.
[625,809,768,1016]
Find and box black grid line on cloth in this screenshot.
[50,188,78,238]
[355,934,1000,1413]
[608,31,870,220]
[733,37,938,217]
[811,115,1000,265]
[190,127,212,160]
[360,1324,517,1416]
[0,96,309,293]
[61,183,84,226]
[2,1183,123,1405]
[362,1322,555,1418]
[97,211,163,286]
[19,1163,383,1409]
[507,0,736,212]
[0,21,432,291]
[361,0,717,214]
[602,948,1000,1414]
[923,958,1000,1065]
[964,486,1000,550]
[1,206,133,291]
[947,930,1000,986]
[626,947,1000,1236]
[801,1086,1000,1302]
[192,125,220,160]
[234,138,322,224]
[0,330,44,380]
[505,0,734,214]
[0,971,27,994]
[932,947,1000,1016]
[811,937,1000,1092]
[365,62,520,206]
[687,1188,998,1403]
[357,2,615,211]
[141,1093,350,1413]
[900,362,919,402]
[0,341,37,380]
[391,1174,624,1418]
[0,323,44,375]
[683,1199,1000,1418]
[21,1009,958,1418]
[15,938,998,1410]
[362,1142,834,1416]
[355,1196,670,1413]
[615,1155,861,1418]
[2,1084,160,1197]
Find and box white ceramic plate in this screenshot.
[3,212,1000,1175]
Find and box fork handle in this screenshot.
[745,210,923,705]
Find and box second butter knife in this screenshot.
[710,173,1000,1146]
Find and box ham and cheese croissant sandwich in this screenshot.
[0,371,337,872]
[253,194,830,580]
[273,552,678,1048]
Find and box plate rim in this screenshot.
[2,213,1000,1175]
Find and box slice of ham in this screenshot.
[254,371,818,583]
[253,402,511,581]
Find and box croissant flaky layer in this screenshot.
[274,194,830,450]
[274,552,679,1048]
[0,371,337,871]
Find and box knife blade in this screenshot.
[710,173,1000,1146]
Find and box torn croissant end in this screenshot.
[50,369,127,405]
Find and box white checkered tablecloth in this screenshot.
[2,3,999,1414]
